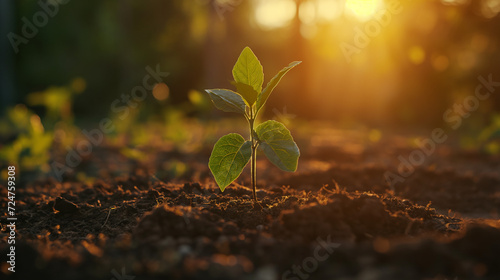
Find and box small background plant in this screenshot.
[205,46,301,201]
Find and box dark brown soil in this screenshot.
[1,125,500,280]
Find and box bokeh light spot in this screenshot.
[153,83,170,101]
[70,77,87,93]
[299,0,343,24]
[317,0,344,21]
[345,0,380,21]
[299,1,316,25]
[255,0,297,29]
[373,237,390,253]
[408,46,426,65]
[369,129,382,143]
[432,55,449,71]
[481,0,500,18]
[188,90,204,106]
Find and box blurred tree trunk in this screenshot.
[118,0,134,94]
[204,1,226,89]
[0,0,16,110]
[290,0,311,117]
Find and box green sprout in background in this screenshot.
[206,47,301,201]
[0,105,53,173]
[0,78,85,175]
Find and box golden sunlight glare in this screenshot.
[254,0,297,29]
[299,0,343,24]
[317,0,344,21]
[345,0,382,21]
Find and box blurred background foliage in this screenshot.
[1,0,500,172]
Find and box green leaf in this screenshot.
[255,120,299,172]
[205,89,246,114]
[233,82,259,107]
[256,61,302,112]
[232,47,264,102]
[209,133,252,191]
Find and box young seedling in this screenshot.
[205,47,301,201]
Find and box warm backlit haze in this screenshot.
[254,0,383,28]
[2,2,500,278]
[3,0,500,130]
[254,0,297,29]
[344,0,381,21]
[248,0,500,128]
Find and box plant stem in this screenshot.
[251,141,257,201]
[249,113,257,202]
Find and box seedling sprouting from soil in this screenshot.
[205,47,301,201]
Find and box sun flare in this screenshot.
[345,0,381,21]
[254,0,297,29]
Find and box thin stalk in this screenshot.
[251,142,257,201]
[249,110,257,201]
